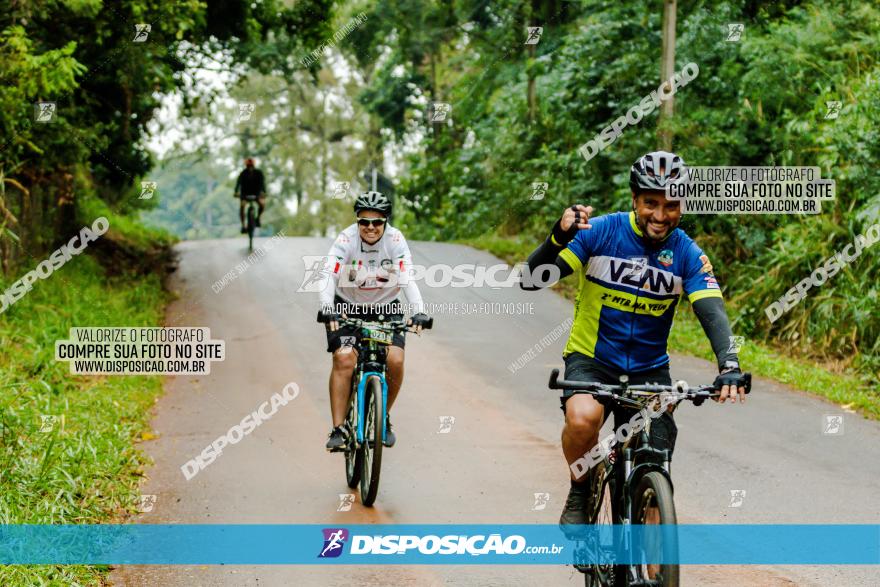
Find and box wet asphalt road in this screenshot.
[111,237,880,586]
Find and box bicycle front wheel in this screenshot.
[344,403,361,489]
[359,375,384,507]
[631,471,679,587]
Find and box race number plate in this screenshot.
[365,326,392,344]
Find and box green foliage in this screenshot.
[0,0,336,272]
[357,0,880,380]
[0,254,167,585]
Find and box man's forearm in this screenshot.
[521,220,575,290]
[692,296,739,370]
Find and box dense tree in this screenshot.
[0,0,335,270]
[347,0,880,377]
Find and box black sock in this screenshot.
[571,478,588,488]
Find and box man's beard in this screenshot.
[637,215,677,244]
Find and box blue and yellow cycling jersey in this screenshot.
[559,211,722,372]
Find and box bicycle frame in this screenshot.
[618,415,673,524]
[353,368,388,444]
[348,324,394,445]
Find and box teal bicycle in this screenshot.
[317,313,432,506]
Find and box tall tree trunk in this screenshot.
[527,0,540,122]
[659,0,677,151]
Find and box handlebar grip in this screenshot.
[317,310,329,324]
[425,317,433,330]
[548,368,561,389]
[743,372,752,394]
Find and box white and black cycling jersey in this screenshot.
[319,223,425,314]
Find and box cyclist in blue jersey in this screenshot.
[521,151,749,531]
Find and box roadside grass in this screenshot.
[461,234,880,419]
[0,252,167,585]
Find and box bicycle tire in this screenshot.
[584,459,624,587]
[631,471,679,587]
[345,399,362,489]
[359,376,384,506]
[247,205,255,252]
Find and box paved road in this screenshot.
[111,237,880,586]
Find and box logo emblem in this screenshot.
[139,181,157,200]
[437,416,455,434]
[318,528,349,558]
[238,102,256,122]
[34,102,56,123]
[530,181,548,201]
[728,489,746,508]
[137,494,157,513]
[698,254,714,274]
[337,494,355,512]
[728,336,745,354]
[525,27,543,45]
[726,23,744,42]
[430,102,451,122]
[39,414,63,432]
[297,256,334,293]
[824,101,842,120]
[628,256,648,279]
[331,182,349,200]
[658,249,673,267]
[133,24,151,42]
[532,492,550,511]
[823,414,844,435]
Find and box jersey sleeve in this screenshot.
[392,231,425,314]
[558,214,607,272]
[681,240,723,303]
[318,232,350,310]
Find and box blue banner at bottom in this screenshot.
[0,525,877,565]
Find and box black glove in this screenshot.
[713,369,751,393]
[317,310,342,324]
[410,313,432,329]
[551,215,578,247]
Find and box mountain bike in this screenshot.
[548,369,751,587]
[317,313,433,506]
[242,194,259,252]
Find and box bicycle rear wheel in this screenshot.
[631,471,679,587]
[584,459,622,587]
[359,375,384,506]
[247,205,255,251]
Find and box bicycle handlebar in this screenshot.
[316,311,433,332]
[548,368,751,407]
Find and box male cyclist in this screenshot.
[233,157,266,233]
[319,191,431,451]
[520,151,749,532]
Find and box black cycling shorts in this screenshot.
[561,352,677,459]
[325,297,406,353]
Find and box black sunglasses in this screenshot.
[357,218,387,228]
